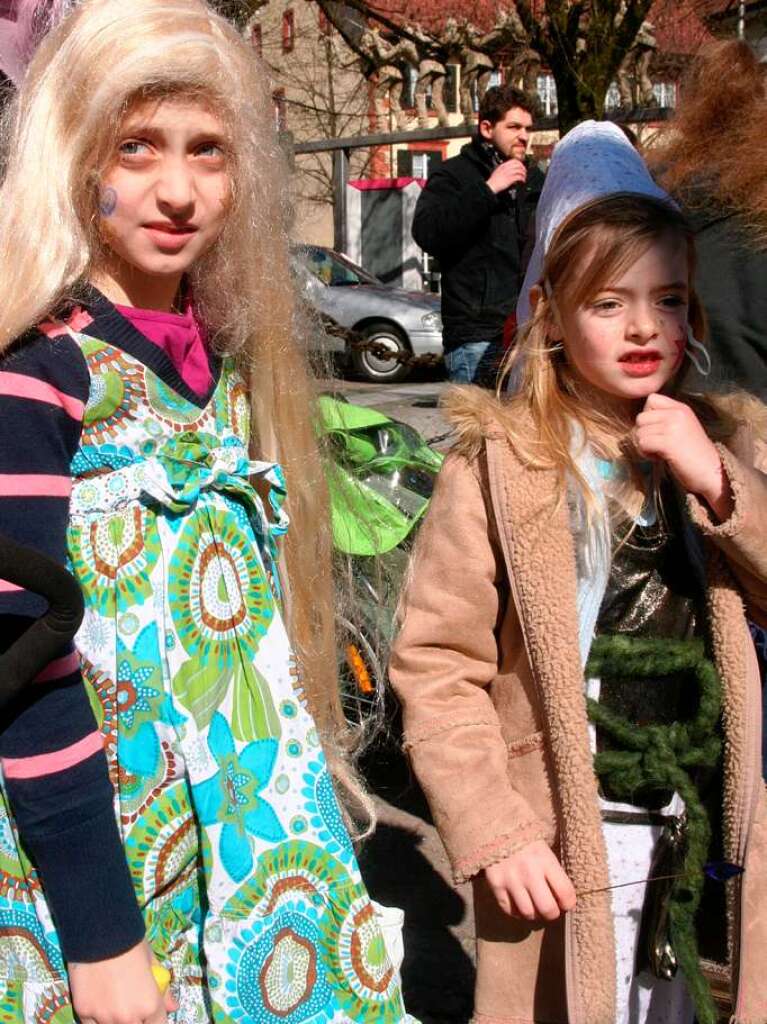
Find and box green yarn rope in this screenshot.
[585,634,723,1024]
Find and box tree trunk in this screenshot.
[549,59,608,134]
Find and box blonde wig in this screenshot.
[461,194,743,527]
[0,0,372,828]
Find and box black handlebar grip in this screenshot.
[0,533,84,713]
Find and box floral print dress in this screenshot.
[0,302,406,1024]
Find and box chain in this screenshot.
[318,313,444,369]
[349,336,443,368]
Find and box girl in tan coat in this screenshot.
[390,122,767,1024]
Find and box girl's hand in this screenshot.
[633,393,733,521]
[69,939,178,1024]
[483,840,576,921]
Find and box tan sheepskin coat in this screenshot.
[389,389,767,1024]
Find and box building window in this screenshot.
[536,73,557,116]
[488,69,502,89]
[273,89,287,132]
[411,152,429,178]
[250,23,262,57]
[281,10,295,53]
[396,147,443,178]
[652,81,677,108]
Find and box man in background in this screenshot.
[412,85,544,385]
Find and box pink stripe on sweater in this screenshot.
[0,372,84,421]
[34,651,80,684]
[0,475,71,497]
[38,308,94,339]
[2,731,104,779]
[0,580,23,593]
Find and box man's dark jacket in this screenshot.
[412,136,545,350]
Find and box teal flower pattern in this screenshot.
[302,758,354,864]
[193,714,286,883]
[116,658,158,731]
[0,335,406,1024]
[223,902,334,1024]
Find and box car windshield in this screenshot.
[299,246,382,287]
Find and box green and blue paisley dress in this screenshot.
[0,323,406,1024]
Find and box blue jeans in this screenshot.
[444,339,505,388]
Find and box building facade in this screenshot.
[251,0,737,249]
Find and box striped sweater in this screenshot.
[0,327,144,963]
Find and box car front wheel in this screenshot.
[351,321,411,383]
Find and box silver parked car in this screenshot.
[293,244,443,383]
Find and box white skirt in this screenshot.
[587,677,695,1024]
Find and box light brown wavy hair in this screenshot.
[497,194,706,501]
[650,40,767,243]
[0,0,373,829]
[450,193,759,527]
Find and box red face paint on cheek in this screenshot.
[672,335,686,369]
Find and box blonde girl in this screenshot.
[390,122,767,1024]
[0,3,406,1024]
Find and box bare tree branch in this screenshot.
[287,0,713,134]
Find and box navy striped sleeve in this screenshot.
[0,330,145,963]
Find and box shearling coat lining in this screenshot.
[389,387,767,1024]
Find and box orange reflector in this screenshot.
[345,643,374,694]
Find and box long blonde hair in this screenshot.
[0,0,371,825]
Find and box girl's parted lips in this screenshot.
[619,349,662,363]
[143,221,199,234]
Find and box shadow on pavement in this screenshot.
[359,819,475,1024]
[359,727,475,1024]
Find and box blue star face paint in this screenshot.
[99,186,118,217]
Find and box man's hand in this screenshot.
[483,839,576,921]
[487,158,527,195]
[69,939,178,1024]
[633,393,733,521]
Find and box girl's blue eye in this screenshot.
[660,295,686,308]
[196,141,226,158]
[119,139,150,156]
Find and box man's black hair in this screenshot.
[478,84,535,127]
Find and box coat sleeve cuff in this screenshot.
[25,802,145,963]
[452,820,551,884]
[686,443,748,538]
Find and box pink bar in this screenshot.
[350,176,426,191]
[0,475,71,497]
[0,580,23,593]
[34,650,80,684]
[0,372,84,421]
[2,731,104,780]
[38,307,94,339]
